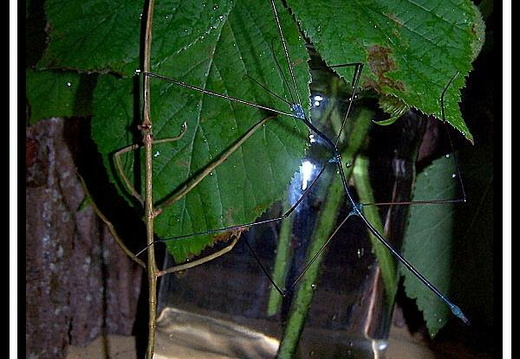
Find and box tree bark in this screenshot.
[26,117,143,358]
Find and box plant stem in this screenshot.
[266,198,295,316]
[352,156,398,299]
[276,106,374,358]
[276,170,345,358]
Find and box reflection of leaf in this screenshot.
[401,154,459,337]
[288,0,484,141]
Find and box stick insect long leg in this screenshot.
[270,0,469,324]
[115,114,277,274]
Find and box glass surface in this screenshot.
[154,57,427,358]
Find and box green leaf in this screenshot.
[401,154,460,337]
[91,0,310,261]
[26,68,92,124]
[33,0,484,266]
[287,0,484,142]
[38,0,143,73]
[38,0,238,75]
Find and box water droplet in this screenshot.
[66,82,72,87]
[445,153,451,158]
[154,151,160,157]
[311,283,317,290]
[377,342,388,350]
[209,172,214,176]
[312,94,323,108]
[212,4,219,10]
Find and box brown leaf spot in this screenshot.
[367,45,405,92]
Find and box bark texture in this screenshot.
[26,117,144,359]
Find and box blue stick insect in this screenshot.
[125,0,473,330]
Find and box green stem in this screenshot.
[276,107,374,358]
[267,198,295,316]
[352,156,398,300]
[276,171,345,358]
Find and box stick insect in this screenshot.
[114,3,476,338]
[92,0,482,356]
[138,0,467,315]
